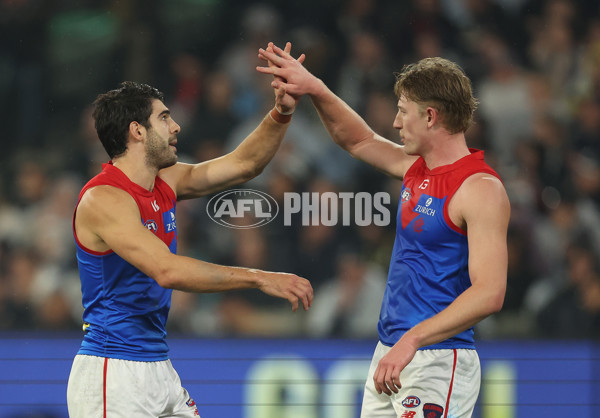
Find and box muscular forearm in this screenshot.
[155,254,262,292]
[150,251,312,312]
[230,109,291,179]
[401,284,504,349]
[309,80,375,155]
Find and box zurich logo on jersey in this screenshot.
[414,195,436,216]
[163,208,177,234]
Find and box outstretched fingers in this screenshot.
[258,42,300,69]
[258,47,284,68]
[277,41,307,64]
[257,41,313,99]
[269,44,288,85]
[280,42,306,64]
[266,42,288,72]
[256,60,279,77]
[269,42,293,59]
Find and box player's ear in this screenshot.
[129,121,145,142]
[425,107,438,128]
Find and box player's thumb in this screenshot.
[276,85,286,99]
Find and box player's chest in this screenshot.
[138,195,177,238]
[398,176,457,241]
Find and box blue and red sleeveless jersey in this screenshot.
[378,149,500,349]
[73,162,177,361]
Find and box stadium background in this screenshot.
[1,0,599,416]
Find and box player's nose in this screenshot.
[170,119,181,134]
[393,112,402,130]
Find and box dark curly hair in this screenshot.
[92,81,165,158]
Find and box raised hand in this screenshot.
[257,42,319,100]
[267,42,304,115]
[263,42,304,115]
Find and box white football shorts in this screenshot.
[361,342,481,418]
[67,354,200,418]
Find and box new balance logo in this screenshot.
[151,200,160,212]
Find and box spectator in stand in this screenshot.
[307,246,387,338]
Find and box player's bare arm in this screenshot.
[257,42,417,179]
[373,173,510,395]
[75,186,313,311]
[160,43,302,200]
[159,112,290,200]
[404,174,509,344]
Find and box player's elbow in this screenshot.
[237,161,263,183]
[486,289,505,315]
[473,282,505,317]
[337,132,371,156]
[245,163,265,181]
[153,265,180,289]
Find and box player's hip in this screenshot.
[67,354,200,417]
[361,342,480,417]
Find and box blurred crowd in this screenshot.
[1,0,600,340]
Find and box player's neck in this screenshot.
[421,133,470,170]
[112,155,158,192]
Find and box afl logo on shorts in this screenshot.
[402,395,421,408]
[186,398,200,416]
[207,189,278,229]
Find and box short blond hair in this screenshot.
[394,57,478,134]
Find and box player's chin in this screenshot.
[160,156,178,170]
[402,143,418,155]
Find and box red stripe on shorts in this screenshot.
[103,357,108,418]
[444,349,457,418]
